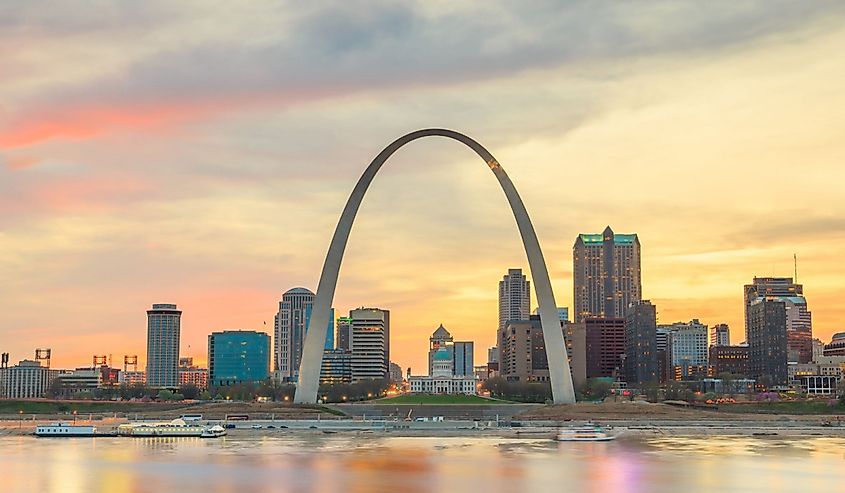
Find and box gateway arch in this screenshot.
[294,128,576,405]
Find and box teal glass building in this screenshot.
[208,330,270,386]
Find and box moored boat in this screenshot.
[200,425,227,438]
[117,418,205,437]
[556,424,616,442]
[35,423,97,437]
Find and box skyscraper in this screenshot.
[573,226,641,322]
[498,268,530,332]
[336,316,352,351]
[661,319,709,380]
[748,297,789,386]
[744,277,812,364]
[208,330,270,386]
[453,341,474,377]
[582,317,626,379]
[349,307,390,381]
[624,300,657,385]
[146,303,181,388]
[274,288,314,381]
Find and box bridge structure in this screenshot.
[293,128,576,405]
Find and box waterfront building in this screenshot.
[661,320,709,380]
[320,349,352,384]
[711,324,730,346]
[583,317,625,379]
[408,348,476,394]
[146,303,181,388]
[208,330,270,386]
[624,300,658,386]
[802,375,838,395]
[349,308,390,381]
[709,345,750,376]
[744,277,812,364]
[0,359,59,398]
[56,368,101,393]
[573,226,641,322]
[498,268,530,337]
[747,297,789,386]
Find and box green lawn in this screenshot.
[373,394,511,405]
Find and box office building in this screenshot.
[320,349,352,384]
[711,324,730,346]
[274,288,314,381]
[747,297,789,386]
[349,308,390,381]
[744,277,812,363]
[499,315,578,384]
[709,345,749,376]
[336,316,352,351]
[573,226,641,322]
[624,300,658,385]
[823,333,845,357]
[55,368,101,393]
[388,362,403,384]
[583,317,625,379]
[661,320,709,380]
[178,366,208,390]
[498,268,530,332]
[146,303,181,388]
[0,360,59,398]
[208,330,270,386]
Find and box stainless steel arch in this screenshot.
[293,128,576,404]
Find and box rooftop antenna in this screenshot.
[794,253,798,283]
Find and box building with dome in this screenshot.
[409,347,477,395]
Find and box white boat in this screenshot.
[201,425,227,438]
[117,418,205,437]
[35,423,97,437]
[556,424,616,442]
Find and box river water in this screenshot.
[2,434,844,493]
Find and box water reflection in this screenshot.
[2,435,845,493]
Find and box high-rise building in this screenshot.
[274,288,314,381]
[583,317,626,379]
[498,268,530,332]
[661,320,709,380]
[499,315,576,384]
[709,345,749,376]
[624,300,658,385]
[573,226,641,322]
[744,277,813,364]
[208,330,270,386]
[428,324,454,375]
[0,359,59,398]
[146,303,181,388]
[349,308,390,381]
[388,362,403,383]
[453,341,474,377]
[710,324,730,346]
[747,297,789,386]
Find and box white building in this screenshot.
[0,360,60,398]
[409,348,477,395]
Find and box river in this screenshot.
[2,434,843,492]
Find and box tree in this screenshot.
[179,384,200,400]
[578,379,612,401]
[157,389,174,401]
[718,372,736,397]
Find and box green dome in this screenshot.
[433,348,451,361]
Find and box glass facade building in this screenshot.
[208,330,270,386]
[146,303,181,388]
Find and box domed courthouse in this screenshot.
[408,327,478,395]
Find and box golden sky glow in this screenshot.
[1,2,844,373]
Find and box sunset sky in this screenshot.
[2,1,845,374]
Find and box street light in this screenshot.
[18,410,23,429]
[72,410,77,425]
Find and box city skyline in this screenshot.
[3,2,845,375]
